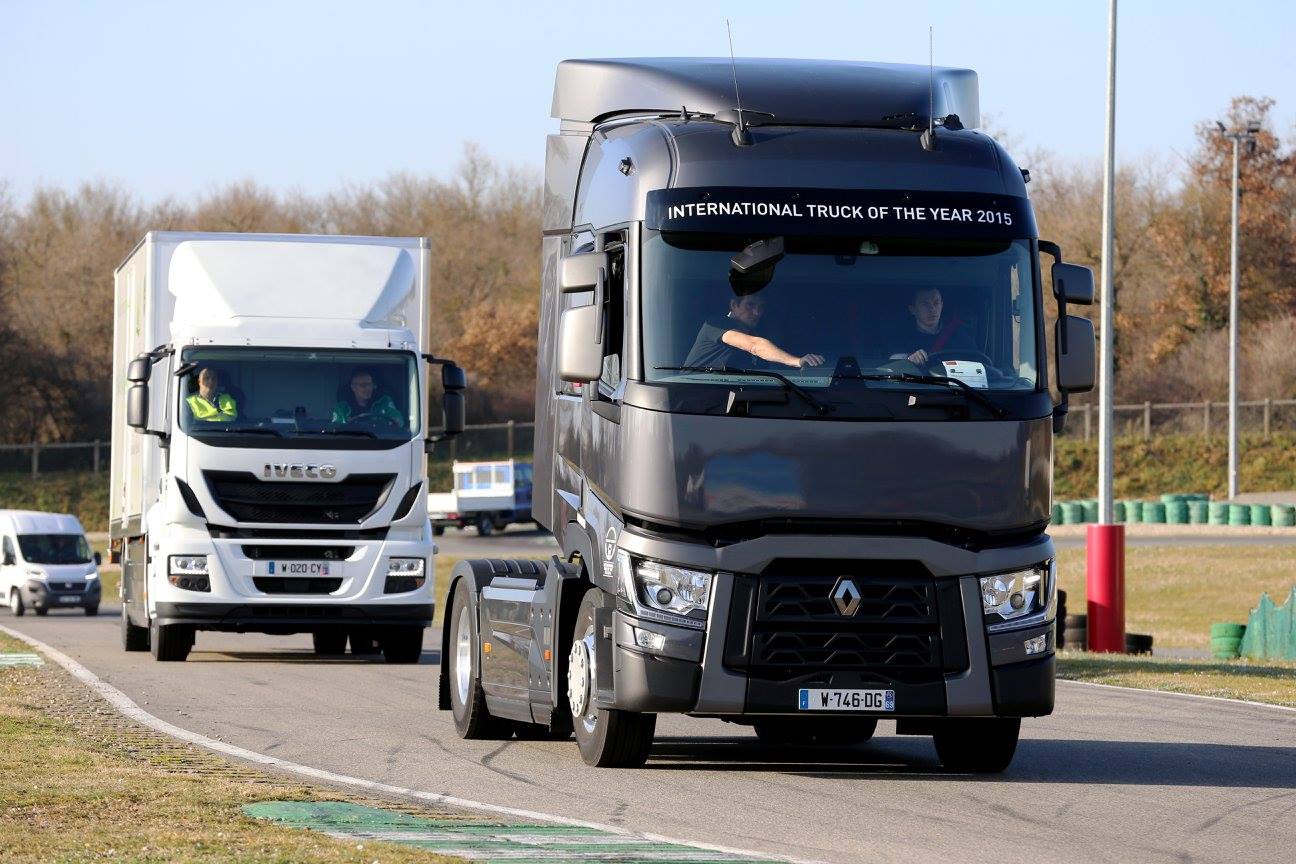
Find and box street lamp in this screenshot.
[1216,119,1261,501]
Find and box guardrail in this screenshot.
[1061,399,1296,441]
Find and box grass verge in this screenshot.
[1057,651,1296,709]
[0,641,465,863]
[1054,544,1296,649]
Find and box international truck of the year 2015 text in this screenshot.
[110,232,465,662]
[440,58,1096,769]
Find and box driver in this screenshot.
[684,277,824,371]
[332,369,403,426]
[186,367,238,422]
[889,287,975,366]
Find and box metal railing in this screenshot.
[1061,399,1296,441]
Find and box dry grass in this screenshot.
[0,650,465,863]
[1057,652,1296,708]
[1055,544,1296,649]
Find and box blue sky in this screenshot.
[3,0,1293,201]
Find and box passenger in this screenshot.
[889,287,976,366]
[332,369,403,426]
[186,367,238,422]
[684,283,825,371]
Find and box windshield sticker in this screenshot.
[647,188,1035,238]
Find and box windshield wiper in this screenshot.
[833,370,1007,418]
[314,428,379,439]
[655,365,832,415]
[209,426,283,437]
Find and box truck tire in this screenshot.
[432,525,445,536]
[476,515,493,537]
[312,630,348,656]
[753,717,878,748]
[121,604,149,651]
[381,627,424,664]
[9,589,24,617]
[568,587,656,767]
[932,718,1020,773]
[150,620,194,662]
[446,579,512,739]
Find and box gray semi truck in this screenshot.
[439,58,1096,769]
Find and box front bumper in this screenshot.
[23,580,101,611]
[154,601,433,632]
[605,531,1057,719]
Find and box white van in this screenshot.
[0,511,102,616]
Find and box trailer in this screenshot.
[439,58,1095,768]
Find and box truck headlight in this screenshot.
[615,550,711,629]
[384,557,427,593]
[386,558,425,577]
[168,555,208,576]
[980,561,1053,630]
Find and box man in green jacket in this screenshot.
[332,369,403,427]
[186,367,237,422]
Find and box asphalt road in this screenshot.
[9,605,1296,864]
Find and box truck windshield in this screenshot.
[177,348,420,442]
[642,232,1040,394]
[18,534,92,565]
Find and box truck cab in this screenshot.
[0,511,102,617]
[440,58,1095,769]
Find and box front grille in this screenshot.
[204,472,395,524]
[241,545,354,561]
[252,577,343,594]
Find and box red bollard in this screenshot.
[1086,524,1126,653]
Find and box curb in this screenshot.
[0,623,817,864]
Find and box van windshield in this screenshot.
[177,348,420,443]
[641,232,1041,393]
[18,534,92,565]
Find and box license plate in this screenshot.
[58,595,81,604]
[798,688,895,712]
[269,561,332,576]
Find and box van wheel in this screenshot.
[312,630,348,655]
[9,589,24,617]
[84,605,100,617]
[476,515,493,537]
[446,579,512,738]
[932,718,1021,773]
[34,607,48,616]
[568,588,656,767]
[753,717,878,748]
[121,605,149,651]
[380,627,424,664]
[432,525,445,536]
[150,620,193,662]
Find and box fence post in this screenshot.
[30,443,39,479]
[1143,402,1152,440]
[1263,399,1272,440]
[1203,400,1211,439]
[507,420,515,458]
[93,440,101,475]
[1083,404,1092,442]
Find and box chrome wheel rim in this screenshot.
[455,606,472,705]
[566,624,598,733]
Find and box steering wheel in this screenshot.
[348,411,401,428]
[927,349,996,369]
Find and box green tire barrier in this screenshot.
[1189,500,1209,524]
[1251,504,1272,526]
[1210,622,1246,639]
[1240,587,1296,661]
[1143,502,1167,523]
[1081,500,1099,523]
[1166,501,1190,524]
[1112,501,1126,522]
[1275,505,1296,527]
[1060,502,1083,524]
[1051,502,1063,523]
[1228,503,1251,526]
[1211,636,1243,659]
[1209,502,1229,525]
[1127,500,1144,522]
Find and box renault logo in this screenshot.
[831,577,862,617]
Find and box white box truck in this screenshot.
[110,232,465,662]
[427,460,535,536]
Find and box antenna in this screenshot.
[921,26,938,151]
[726,19,752,145]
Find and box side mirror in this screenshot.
[441,390,465,437]
[1052,262,1095,306]
[1,551,13,567]
[560,251,609,293]
[126,384,150,430]
[557,304,603,382]
[442,363,466,392]
[93,551,102,566]
[127,356,152,383]
[1055,315,1096,393]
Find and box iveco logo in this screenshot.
[831,577,862,617]
[262,463,338,480]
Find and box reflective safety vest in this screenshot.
[186,392,237,422]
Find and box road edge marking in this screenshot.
[0,623,818,864]
[1059,677,1296,714]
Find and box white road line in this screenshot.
[1060,677,1296,714]
[0,624,817,864]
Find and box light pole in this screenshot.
[1217,119,1261,500]
[1097,0,1117,525]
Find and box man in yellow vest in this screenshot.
[186,367,238,422]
